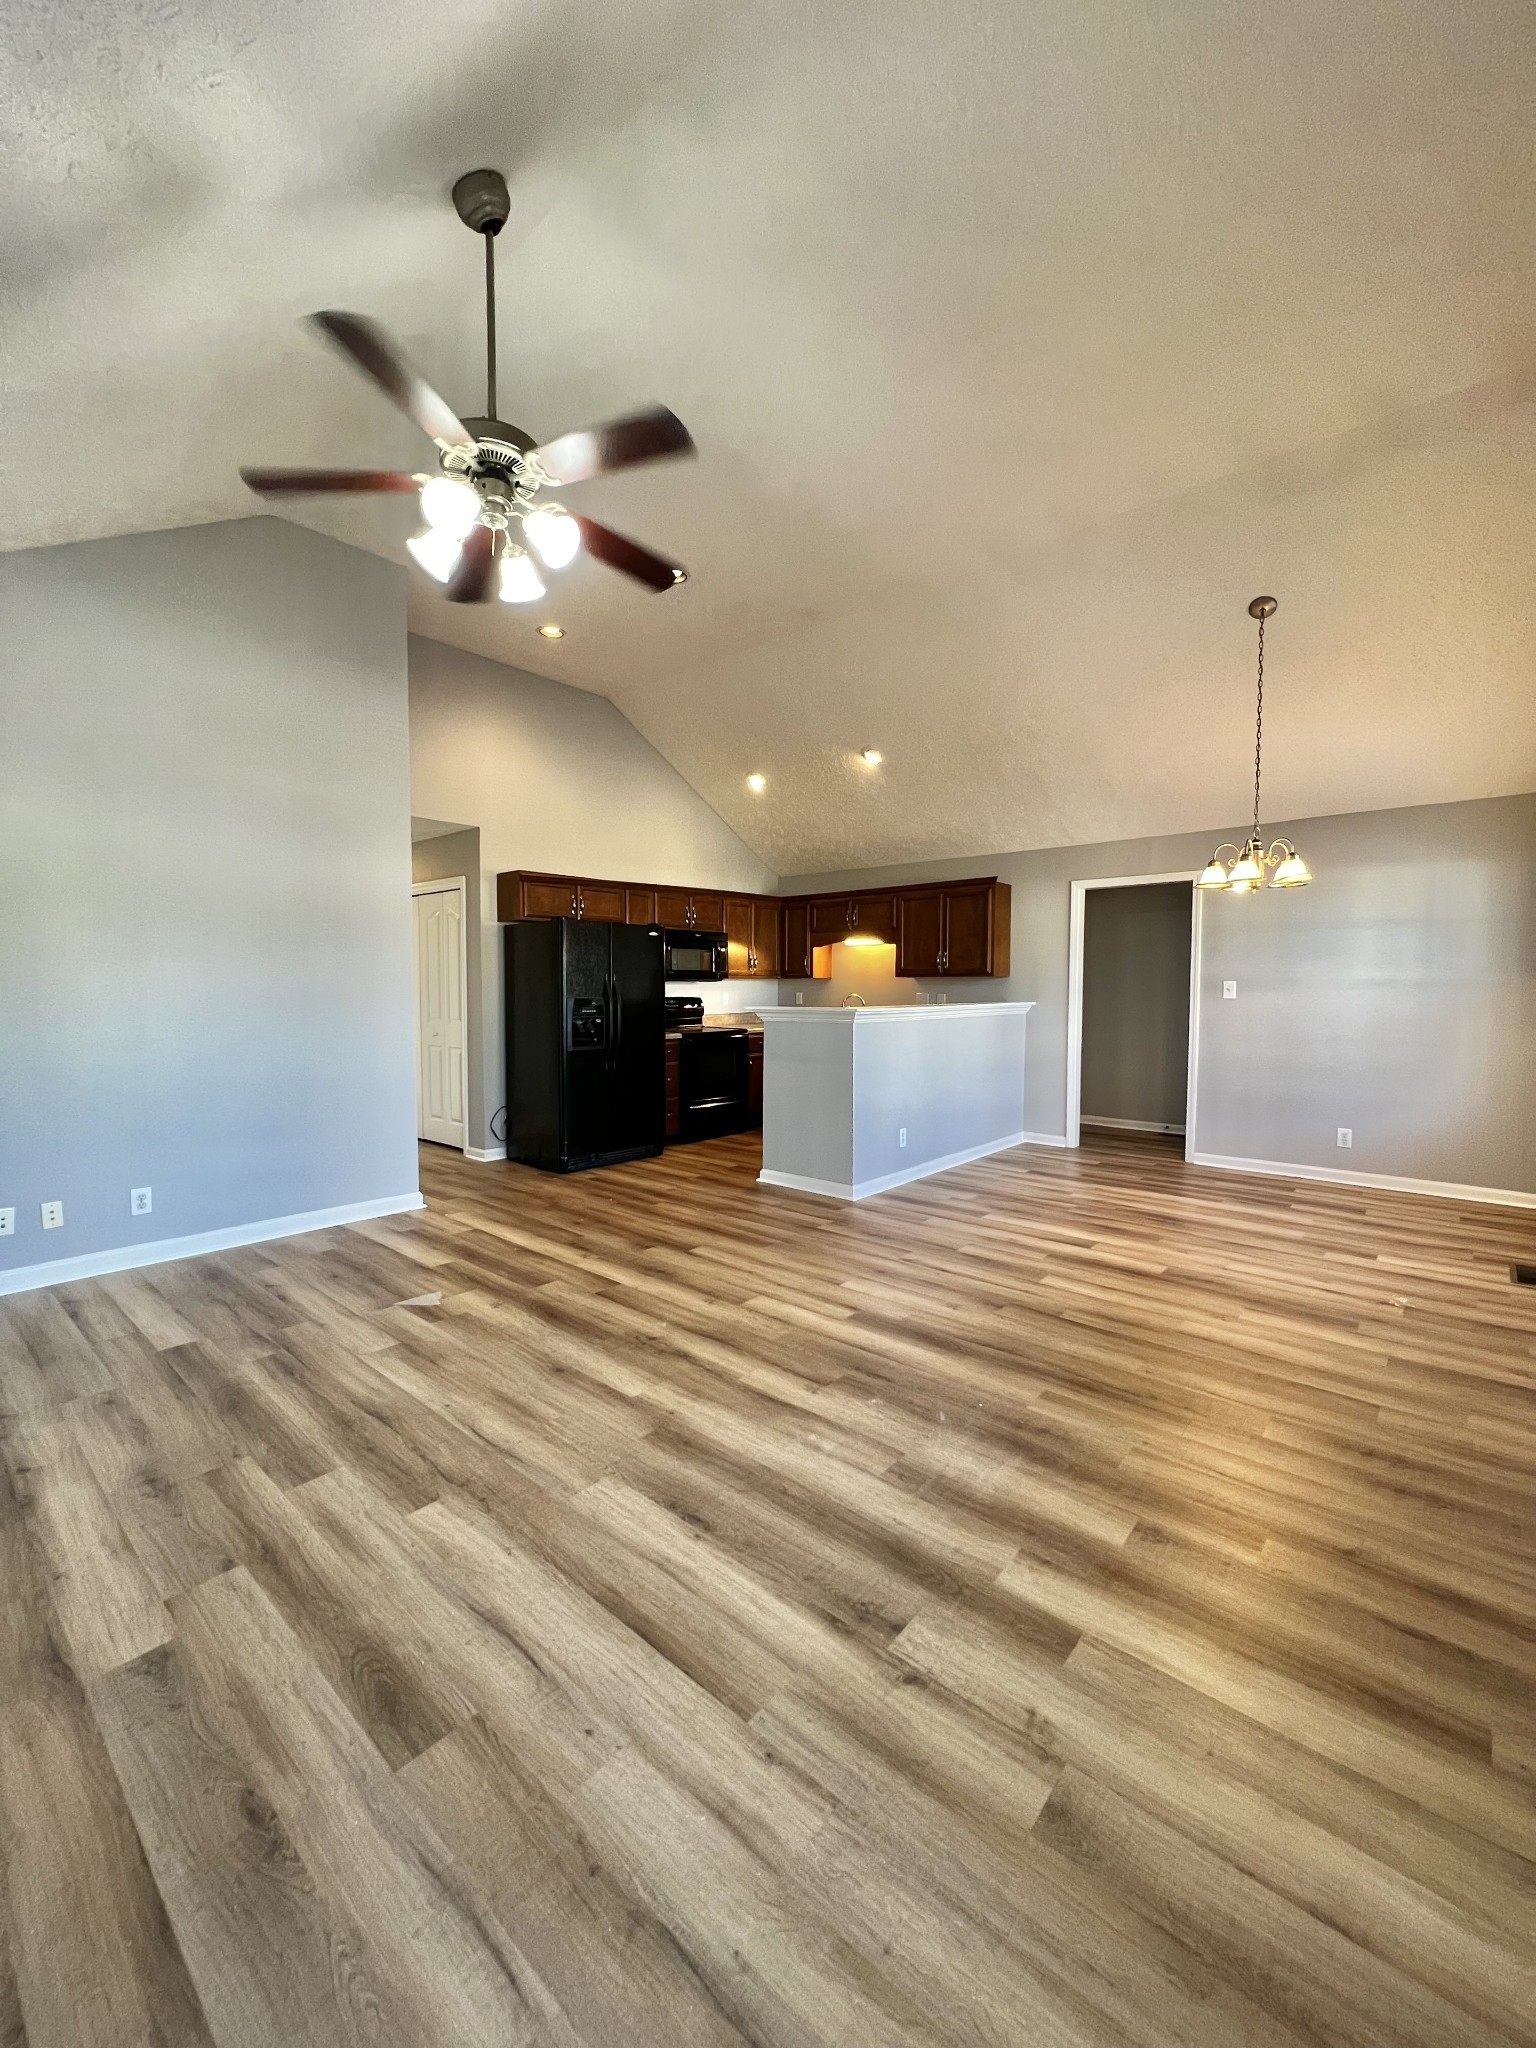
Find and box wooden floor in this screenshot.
[3,1130,1536,2046]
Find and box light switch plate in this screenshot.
[1222,980,1237,999]
[41,1201,63,1230]
[0,1208,14,1237]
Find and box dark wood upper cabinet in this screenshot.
[576,878,626,923]
[780,899,814,978]
[750,896,779,978]
[499,869,1010,979]
[724,894,754,977]
[498,872,578,922]
[894,880,1010,978]
[652,886,693,928]
[894,890,944,977]
[940,882,995,977]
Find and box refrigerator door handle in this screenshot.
[606,974,620,1063]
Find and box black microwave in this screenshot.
[662,928,729,981]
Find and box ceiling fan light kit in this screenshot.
[240,168,696,606]
[1196,596,1313,894]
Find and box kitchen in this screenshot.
[498,867,1025,1195]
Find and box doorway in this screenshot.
[1065,872,1202,1156]
[412,878,468,1151]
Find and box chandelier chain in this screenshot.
[1251,610,1265,840]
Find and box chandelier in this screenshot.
[1197,596,1312,894]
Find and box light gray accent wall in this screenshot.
[782,792,1536,1192]
[409,635,776,1150]
[411,826,485,1147]
[1081,883,1192,1127]
[0,517,420,1277]
[759,1021,855,1188]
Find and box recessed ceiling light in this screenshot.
[860,747,883,766]
[538,623,564,640]
[746,772,767,793]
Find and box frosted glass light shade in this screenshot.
[419,476,481,538]
[524,506,581,569]
[499,548,546,604]
[406,527,462,583]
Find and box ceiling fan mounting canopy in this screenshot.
[238,167,695,604]
[451,168,511,238]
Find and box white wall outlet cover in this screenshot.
[1222,980,1238,999]
[1337,1127,1353,1148]
[41,1201,64,1230]
[131,1187,153,1215]
[794,991,804,1005]
[0,1209,14,1237]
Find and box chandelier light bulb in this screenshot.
[1195,858,1231,890]
[1269,848,1312,888]
[419,475,481,539]
[499,547,546,604]
[406,526,464,583]
[523,506,582,569]
[1227,849,1264,887]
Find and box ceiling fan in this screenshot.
[240,168,695,605]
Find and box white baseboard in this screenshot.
[1187,1152,1536,1212]
[1082,1116,1186,1135]
[465,1145,507,1163]
[1022,1131,1068,1148]
[0,1192,427,1299]
[760,1131,1028,1202]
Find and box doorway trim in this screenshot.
[411,876,470,1155]
[1065,872,1203,1157]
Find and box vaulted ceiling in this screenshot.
[5,0,1533,871]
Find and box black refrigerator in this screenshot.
[505,919,665,1172]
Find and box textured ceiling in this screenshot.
[4,0,1533,871]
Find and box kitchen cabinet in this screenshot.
[747,1030,764,1123]
[575,879,626,922]
[664,1035,681,1139]
[624,886,657,925]
[725,895,780,979]
[895,880,1010,978]
[653,887,724,930]
[809,893,896,940]
[497,871,630,924]
[780,899,816,979]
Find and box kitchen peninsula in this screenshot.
[754,1002,1034,1199]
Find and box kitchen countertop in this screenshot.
[666,1012,764,1036]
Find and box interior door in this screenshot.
[941,884,993,976]
[413,884,466,1149]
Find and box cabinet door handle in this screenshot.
[851,903,858,928]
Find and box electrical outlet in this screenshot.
[131,1187,153,1216]
[794,990,804,1005]
[1337,1127,1352,1149]
[41,1201,64,1230]
[899,1127,907,1148]
[0,1209,14,1237]
[1222,980,1238,999]
[936,992,947,1004]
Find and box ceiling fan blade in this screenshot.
[240,466,420,497]
[445,523,497,604]
[532,406,694,487]
[308,311,476,453]
[575,516,687,594]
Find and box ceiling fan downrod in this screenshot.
[451,168,512,422]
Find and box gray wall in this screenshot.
[784,792,1536,1193]
[411,826,486,1149]
[0,517,420,1280]
[1081,883,1192,1128]
[409,635,777,1150]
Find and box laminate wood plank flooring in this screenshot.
[2,1127,1535,2045]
